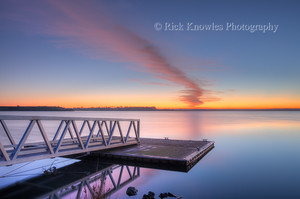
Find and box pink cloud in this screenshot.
[8,0,219,107]
[127,78,171,87]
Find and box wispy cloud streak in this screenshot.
[128,78,171,87]
[11,1,218,107]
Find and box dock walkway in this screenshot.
[0,115,140,166]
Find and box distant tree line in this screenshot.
[0,106,157,111]
[0,106,298,111]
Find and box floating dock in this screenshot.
[92,138,214,172]
[0,115,215,197]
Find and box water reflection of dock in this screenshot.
[0,159,140,199]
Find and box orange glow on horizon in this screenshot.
[1,101,299,110]
[0,92,300,109]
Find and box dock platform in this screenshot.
[92,138,214,172]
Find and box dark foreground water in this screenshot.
[0,111,299,198]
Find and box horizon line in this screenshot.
[0,106,300,111]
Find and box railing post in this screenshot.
[11,120,35,160]
[0,120,16,147]
[54,120,70,153]
[52,120,64,142]
[0,142,10,161]
[137,120,140,142]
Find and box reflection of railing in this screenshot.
[0,157,140,199]
[0,115,140,166]
[41,165,140,199]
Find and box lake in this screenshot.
[0,111,299,198]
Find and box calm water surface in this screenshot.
[0,111,299,198]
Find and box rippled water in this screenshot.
[0,111,299,198]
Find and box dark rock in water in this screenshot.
[143,191,155,199]
[126,186,138,196]
[168,192,177,197]
[143,194,151,199]
[159,192,168,198]
[148,191,155,199]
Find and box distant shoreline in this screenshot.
[0,106,299,111]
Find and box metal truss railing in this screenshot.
[0,115,140,166]
[41,164,140,199]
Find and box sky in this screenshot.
[0,0,299,109]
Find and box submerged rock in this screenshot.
[159,192,168,198]
[168,192,177,197]
[126,186,138,196]
[159,192,181,198]
[143,191,155,199]
[148,191,155,198]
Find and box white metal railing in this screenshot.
[0,115,140,166]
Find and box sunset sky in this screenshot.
[0,0,299,109]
